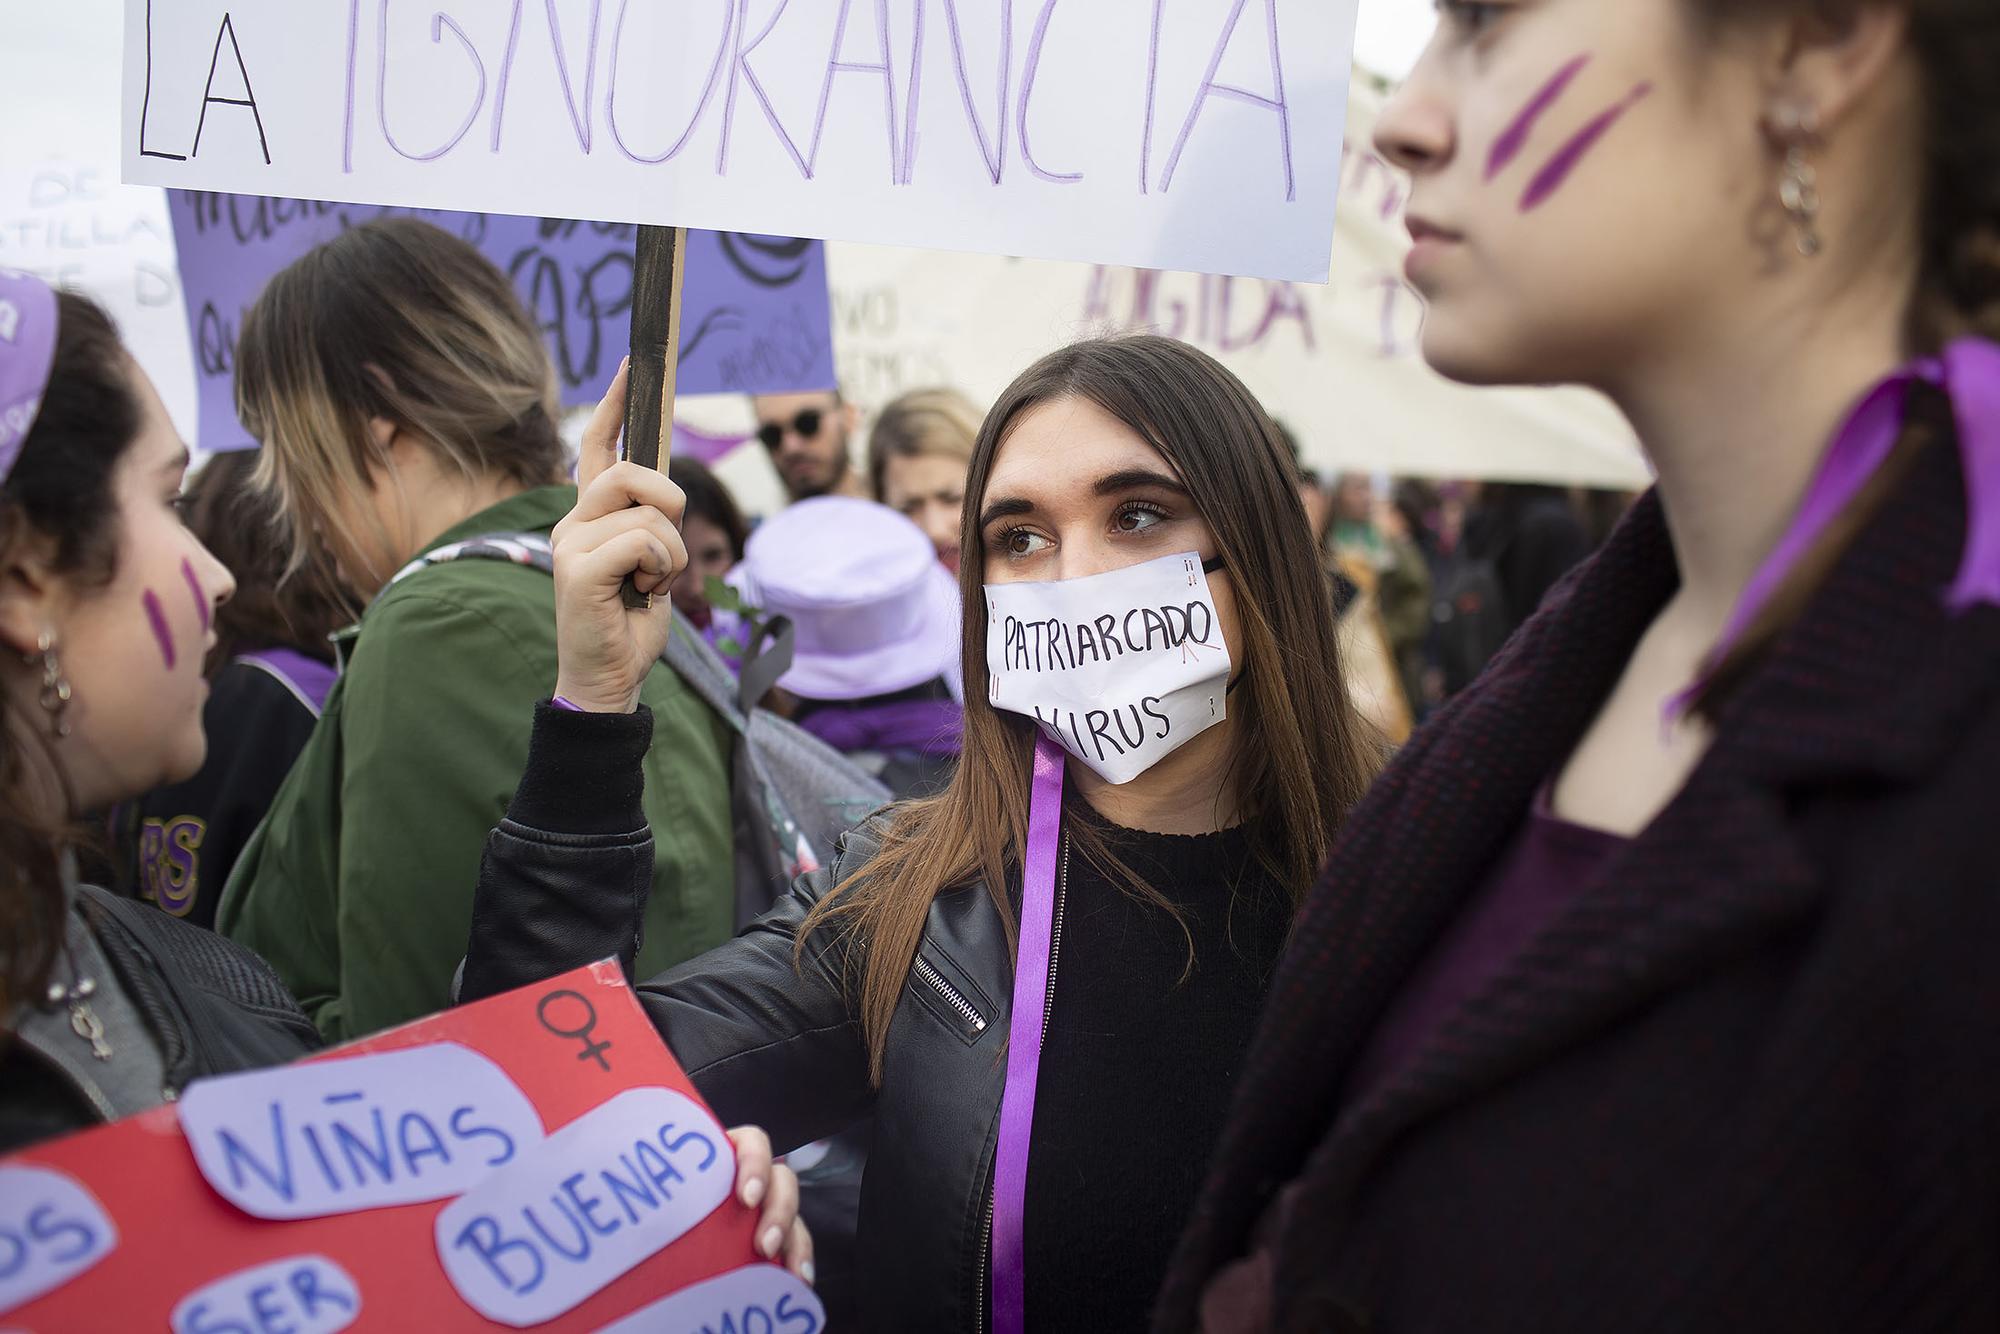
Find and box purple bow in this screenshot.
[1675,337,2000,716]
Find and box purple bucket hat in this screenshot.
[730,495,962,702]
[0,270,59,482]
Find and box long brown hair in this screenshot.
[0,294,140,1013]
[801,335,1380,1082]
[235,218,564,589]
[179,451,354,670]
[1693,0,2000,712]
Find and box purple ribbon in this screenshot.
[990,733,1067,1334]
[1674,336,2000,716]
[237,647,338,714]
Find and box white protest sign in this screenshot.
[434,1086,734,1328]
[986,550,1231,785]
[0,1164,117,1315]
[5,0,197,442]
[169,1254,361,1334]
[592,1263,825,1334]
[122,0,1357,282]
[176,1042,545,1221]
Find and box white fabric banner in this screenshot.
[798,76,1650,493]
[122,0,1357,282]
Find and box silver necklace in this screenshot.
[47,967,112,1061]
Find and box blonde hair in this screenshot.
[235,219,564,588]
[866,387,983,501]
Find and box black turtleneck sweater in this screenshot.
[1023,798,1293,1332]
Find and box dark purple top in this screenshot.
[1348,788,1629,1099]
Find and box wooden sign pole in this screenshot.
[621,224,688,609]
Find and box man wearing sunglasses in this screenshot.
[751,389,867,504]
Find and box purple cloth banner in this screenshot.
[167,192,834,452]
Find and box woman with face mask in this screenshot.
[463,336,1380,1332]
[1159,2,2000,1331]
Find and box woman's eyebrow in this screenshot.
[981,470,1188,528]
[979,495,1035,529]
[1093,468,1188,497]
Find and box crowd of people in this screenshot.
[7,0,2000,1328]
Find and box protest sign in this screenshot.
[0,961,823,1333]
[170,193,833,451]
[123,0,1357,283]
[4,1,197,440]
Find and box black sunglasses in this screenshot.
[756,407,824,452]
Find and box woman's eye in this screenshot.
[1437,0,1507,36]
[171,493,196,522]
[998,527,1050,557]
[1114,504,1168,534]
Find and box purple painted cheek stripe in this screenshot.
[1486,53,1590,181]
[142,589,177,670]
[989,733,1066,1334]
[1519,81,1654,212]
[181,557,210,634]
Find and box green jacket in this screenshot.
[217,486,735,1040]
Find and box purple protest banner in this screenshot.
[167,192,833,452]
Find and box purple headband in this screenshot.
[1674,336,2000,717]
[0,270,59,484]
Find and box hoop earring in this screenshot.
[1773,104,1824,258]
[28,631,72,738]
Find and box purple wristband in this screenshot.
[551,695,586,713]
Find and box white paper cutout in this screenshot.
[177,1042,544,1220]
[0,1164,118,1316]
[593,1264,825,1334]
[169,1254,360,1334]
[986,550,1231,784]
[435,1086,734,1328]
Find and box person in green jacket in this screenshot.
[216,219,736,1040]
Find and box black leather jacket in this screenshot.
[464,705,1016,1333]
[1,884,321,1155]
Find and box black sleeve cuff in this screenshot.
[505,701,655,837]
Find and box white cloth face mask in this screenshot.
[984,550,1232,785]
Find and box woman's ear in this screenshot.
[1766,2,1912,136]
[0,534,65,658]
[366,415,399,457]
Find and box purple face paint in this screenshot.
[143,589,177,671]
[1486,53,1590,181]
[1519,81,1654,213]
[181,557,210,634]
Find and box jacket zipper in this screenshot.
[1041,838,1069,1044]
[914,954,988,1034]
[979,835,1070,1333]
[976,1194,994,1334]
